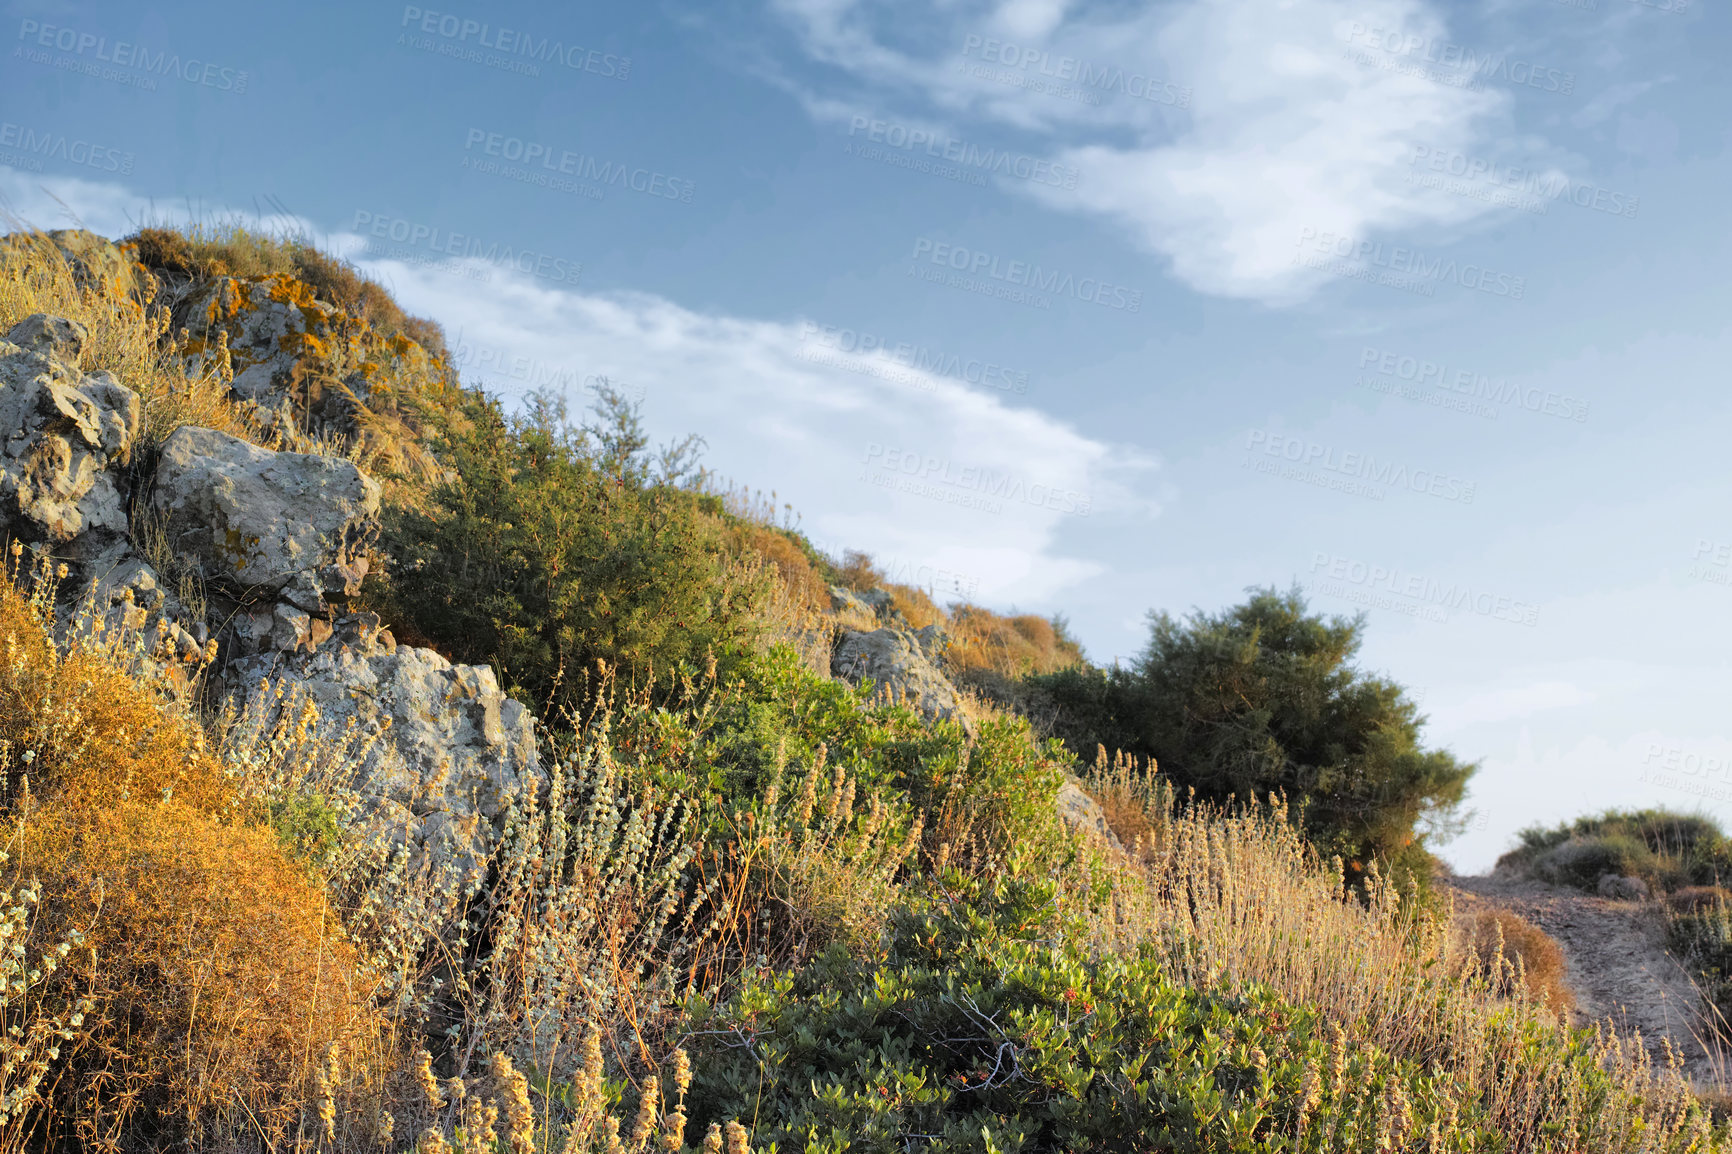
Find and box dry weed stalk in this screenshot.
[1073,766,1719,1152]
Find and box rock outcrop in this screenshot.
[231,619,543,878]
[176,274,448,469]
[0,314,140,563]
[1596,873,1651,902]
[150,425,379,616]
[0,265,527,878]
[1056,779,1123,849]
[832,625,970,731]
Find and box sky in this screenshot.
[3,0,1728,873]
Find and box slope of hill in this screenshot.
[0,224,1725,1152]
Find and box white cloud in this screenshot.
[0,169,1142,610]
[354,238,1145,604]
[768,0,1526,301]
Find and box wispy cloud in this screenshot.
[1,169,1148,607]
[767,0,1523,301]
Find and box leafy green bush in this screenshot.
[1530,834,1659,889]
[1499,808,1730,892]
[582,642,1075,968]
[1028,587,1474,877]
[372,387,768,716]
[681,872,1495,1153]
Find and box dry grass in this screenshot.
[945,602,1083,679]
[0,228,251,448]
[2,223,462,500]
[1070,771,1716,1152]
[129,223,451,359]
[830,549,1083,683]
[0,555,382,1151]
[1082,747,1170,855]
[1457,908,1576,1015]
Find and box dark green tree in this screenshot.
[1031,586,1474,873]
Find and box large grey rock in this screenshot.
[151,426,380,612]
[232,629,543,878]
[833,626,971,731]
[86,555,207,668]
[828,584,874,617]
[1057,779,1123,850]
[0,314,139,555]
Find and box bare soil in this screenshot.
[1445,871,1731,1088]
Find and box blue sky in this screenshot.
[4,0,1729,872]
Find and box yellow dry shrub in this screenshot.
[735,524,829,616]
[1457,907,1575,1015]
[0,572,379,1150]
[945,603,1082,680]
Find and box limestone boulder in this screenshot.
[230,624,542,878]
[0,314,139,558]
[832,626,971,731]
[150,425,379,612]
[1056,779,1123,850]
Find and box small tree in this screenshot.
[1033,586,1474,874]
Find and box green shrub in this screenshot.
[265,792,342,871]
[1028,586,1474,878]
[1529,834,1658,889]
[371,387,768,716]
[1500,808,1730,892]
[682,872,1495,1153]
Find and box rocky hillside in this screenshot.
[1,227,1087,882]
[2,227,1726,1154]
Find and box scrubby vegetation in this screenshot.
[1499,808,1732,893]
[1030,588,1475,881]
[128,222,453,360]
[368,386,764,713]
[1502,807,1732,1043]
[2,223,1727,1151]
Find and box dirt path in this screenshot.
[1445,872,1729,1087]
